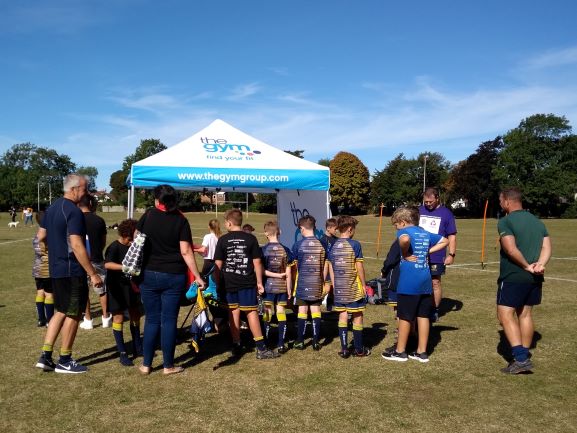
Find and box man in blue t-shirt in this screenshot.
[419,187,457,321]
[35,174,103,374]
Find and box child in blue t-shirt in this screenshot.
[382,206,448,363]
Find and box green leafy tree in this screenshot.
[253,193,277,213]
[370,153,421,213]
[0,143,76,209]
[284,150,304,159]
[330,151,370,214]
[120,138,167,208]
[493,114,575,216]
[317,157,331,167]
[77,166,99,192]
[445,137,504,217]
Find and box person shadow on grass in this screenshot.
[497,330,542,363]
[438,297,463,319]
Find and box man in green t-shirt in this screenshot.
[496,187,552,374]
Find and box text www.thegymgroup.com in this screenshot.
[176,172,290,184]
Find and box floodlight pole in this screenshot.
[422,154,428,194]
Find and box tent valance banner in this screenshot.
[129,119,330,192]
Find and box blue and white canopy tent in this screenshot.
[127,119,331,246]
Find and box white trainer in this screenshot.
[101,314,112,328]
[79,318,93,330]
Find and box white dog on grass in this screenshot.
[8,221,19,228]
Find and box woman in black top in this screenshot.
[136,185,204,375]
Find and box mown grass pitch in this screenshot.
[0,212,576,433]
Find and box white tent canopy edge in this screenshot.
[127,119,331,247]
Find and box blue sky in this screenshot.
[1,0,577,190]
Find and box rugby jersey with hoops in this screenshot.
[328,238,365,304]
[261,242,294,294]
[291,236,326,301]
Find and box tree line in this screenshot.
[2,113,576,218]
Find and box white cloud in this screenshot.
[524,46,577,69]
[227,83,262,101]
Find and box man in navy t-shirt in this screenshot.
[419,187,457,321]
[35,174,103,374]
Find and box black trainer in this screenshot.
[338,349,350,359]
[408,352,429,363]
[352,347,371,357]
[54,358,88,374]
[35,354,56,371]
[312,342,321,351]
[381,350,408,362]
[256,348,281,359]
[293,341,305,350]
[500,359,533,374]
[277,345,288,354]
[119,352,134,367]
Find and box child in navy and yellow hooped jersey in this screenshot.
[291,215,325,351]
[327,215,370,358]
[261,221,294,353]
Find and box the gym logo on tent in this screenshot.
[201,137,262,160]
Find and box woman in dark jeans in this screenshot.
[137,185,204,375]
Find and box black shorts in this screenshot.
[108,282,141,313]
[52,277,89,317]
[497,281,542,308]
[397,294,433,321]
[35,278,52,293]
[295,298,322,307]
[430,263,446,277]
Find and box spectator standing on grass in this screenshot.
[214,209,279,360]
[136,184,205,375]
[261,220,293,353]
[35,174,103,374]
[32,211,54,327]
[104,218,142,367]
[496,187,551,374]
[291,215,326,351]
[78,194,111,330]
[382,206,448,364]
[10,206,17,222]
[327,216,370,358]
[418,187,457,322]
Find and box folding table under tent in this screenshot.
[127,119,331,246]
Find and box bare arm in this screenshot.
[533,236,552,274]
[285,265,293,299]
[253,258,265,295]
[180,241,205,289]
[429,236,449,255]
[500,235,534,273]
[444,234,457,265]
[104,261,123,271]
[36,227,47,243]
[356,261,366,288]
[69,234,103,287]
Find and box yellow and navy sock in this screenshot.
[113,322,126,354]
[44,297,54,322]
[353,324,364,352]
[59,348,72,363]
[254,335,266,351]
[338,322,348,350]
[277,312,287,347]
[35,295,46,323]
[42,343,53,358]
[311,312,322,343]
[297,313,308,342]
[263,310,272,340]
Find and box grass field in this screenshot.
[1,211,576,433]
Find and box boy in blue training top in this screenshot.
[291,215,325,351]
[261,220,293,354]
[327,215,370,358]
[382,206,448,363]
